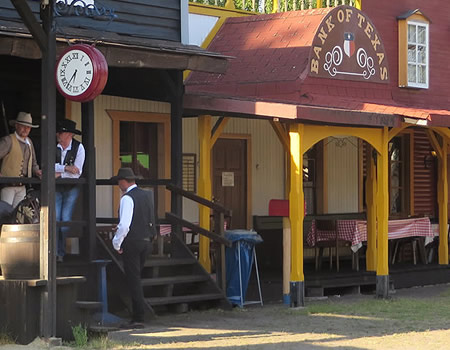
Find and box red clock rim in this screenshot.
[82,46,108,102]
[55,44,103,102]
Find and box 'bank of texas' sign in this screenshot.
[309,5,389,83]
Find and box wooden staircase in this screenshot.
[97,222,231,317]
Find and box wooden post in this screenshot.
[437,138,449,264]
[365,149,377,271]
[282,217,291,304]
[288,124,305,307]
[39,0,57,338]
[376,127,389,298]
[81,102,96,261]
[198,115,212,272]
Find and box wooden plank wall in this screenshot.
[0,0,181,42]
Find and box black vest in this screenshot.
[124,187,157,241]
[56,139,80,166]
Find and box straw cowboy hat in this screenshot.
[110,167,142,182]
[9,112,39,128]
[56,119,82,135]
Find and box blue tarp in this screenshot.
[225,230,263,306]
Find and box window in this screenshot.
[407,22,428,88]
[397,10,430,89]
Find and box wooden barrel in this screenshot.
[0,224,40,279]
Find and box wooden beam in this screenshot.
[269,120,290,153]
[388,124,409,141]
[426,129,443,160]
[11,0,47,53]
[210,116,229,147]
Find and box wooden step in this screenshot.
[141,274,209,286]
[145,257,196,268]
[146,293,224,306]
[75,301,103,310]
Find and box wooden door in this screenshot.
[213,138,247,229]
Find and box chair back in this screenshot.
[315,219,336,232]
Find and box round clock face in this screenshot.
[55,44,108,102]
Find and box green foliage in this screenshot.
[72,324,88,348]
[0,331,15,345]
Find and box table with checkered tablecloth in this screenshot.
[307,217,434,252]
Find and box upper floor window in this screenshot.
[407,21,428,88]
[398,10,430,89]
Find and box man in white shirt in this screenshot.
[111,167,156,329]
[55,119,85,262]
[0,112,41,208]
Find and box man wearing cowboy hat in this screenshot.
[55,119,85,262]
[111,167,157,328]
[0,112,42,207]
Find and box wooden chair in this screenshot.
[315,219,354,272]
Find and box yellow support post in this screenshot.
[288,124,305,307]
[438,138,449,264]
[272,0,279,13]
[198,115,212,272]
[365,150,377,271]
[355,0,362,10]
[376,127,389,297]
[316,0,323,8]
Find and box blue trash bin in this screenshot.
[225,229,263,307]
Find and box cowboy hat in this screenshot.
[110,167,142,181]
[9,112,39,128]
[57,119,81,135]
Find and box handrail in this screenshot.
[165,213,231,247]
[166,183,231,215]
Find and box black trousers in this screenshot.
[121,238,150,322]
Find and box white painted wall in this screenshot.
[326,136,359,213]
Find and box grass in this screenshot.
[293,293,450,331]
[0,332,15,345]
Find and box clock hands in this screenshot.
[68,69,78,85]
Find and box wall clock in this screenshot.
[55,44,108,102]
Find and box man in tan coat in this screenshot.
[0,112,41,207]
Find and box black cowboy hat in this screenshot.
[110,167,142,181]
[57,119,81,135]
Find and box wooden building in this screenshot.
[0,0,230,343]
[184,0,450,305]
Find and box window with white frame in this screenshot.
[407,21,429,88]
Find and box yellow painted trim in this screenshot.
[376,127,389,276]
[358,139,364,212]
[355,0,362,10]
[322,140,328,214]
[426,129,443,160]
[438,138,449,264]
[302,125,383,155]
[289,123,304,282]
[107,110,171,219]
[409,130,415,215]
[366,149,377,271]
[398,19,408,87]
[316,0,323,8]
[65,100,72,120]
[269,120,290,153]
[210,117,230,147]
[388,124,409,140]
[198,115,212,272]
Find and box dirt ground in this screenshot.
[2,283,450,350]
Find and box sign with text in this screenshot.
[222,172,234,187]
[309,5,389,83]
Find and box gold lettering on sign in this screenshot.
[371,34,381,51]
[326,16,335,32]
[377,52,385,65]
[380,67,388,80]
[314,46,322,59]
[357,13,365,28]
[318,27,328,44]
[337,9,345,23]
[311,59,319,74]
[345,9,353,22]
[364,21,374,39]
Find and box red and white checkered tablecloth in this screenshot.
[307,217,433,252]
